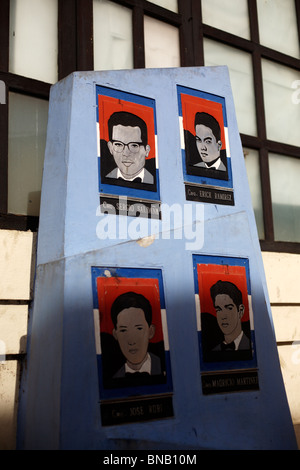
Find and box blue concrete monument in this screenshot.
[18,67,297,450]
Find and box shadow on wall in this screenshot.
[0,354,25,450]
[27,191,41,218]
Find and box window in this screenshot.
[202,0,250,39]
[8,92,48,216]
[257,0,300,59]
[200,0,300,253]
[0,0,53,230]
[262,59,300,147]
[0,0,299,254]
[93,0,133,71]
[150,0,178,13]
[269,153,300,243]
[243,148,264,240]
[9,0,58,84]
[144,16,180,68]
[203,39,257,136]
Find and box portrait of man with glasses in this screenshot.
[104,111,155,186]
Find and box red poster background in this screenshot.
[97,277,164,343]
[98,95,156,160]
[181,93,226,151]
[197,264,249,322]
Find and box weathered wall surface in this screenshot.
[262,252,300,448]
[0,230,35,449]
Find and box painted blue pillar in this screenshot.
[18,67,297,450]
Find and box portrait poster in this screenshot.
[91,267,173,425]
[193,255,259,394]
[178,86,234,206]
[96,86,160,218]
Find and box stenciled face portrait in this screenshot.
[107,124,151,181]
[195,123,222,165]
[193,112,226,172]
[178,88,231,186]
[214,293,245,341]
[93,270,172,394]
[97,88,159,198]
[193,257,254,364]
[112,306,155,370]
[92,268,173,424]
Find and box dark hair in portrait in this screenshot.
[210,280,243,309]
[100,290,167,389]
[200,279,252,363]
[108,111,148,146]
[100,110,157,192]
[111,291,152,328]
[184,110,228,181]
[194,112,221,142]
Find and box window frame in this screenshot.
[0,0,299,253]
[182,0,300,253]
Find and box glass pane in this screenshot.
[202,0,250,39]
[93,0,133,71]
[144,16,180,68]
[8,93,49,216]
[269,153,300,243]
[243,148,264,239]
[262,59,300,147]
[149,0,178,13]
[9,0,58,84]
[257,0,300,58]
[204,39,257,136]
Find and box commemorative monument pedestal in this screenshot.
[18,66,297,450]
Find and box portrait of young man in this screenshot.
[97,284,168,390]
[199,278,253,363]
[194,257,255,364]
[194,112,227,172]
[110,292,163,382]
[209,280,251,353]
[179,89,230,183]
[183,111,229,181]
[99,104,157,193]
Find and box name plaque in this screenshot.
[185,184,234,206]
[202,370,259,395]
[101,394,173,426]
[100,195,161,219]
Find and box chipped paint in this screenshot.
[136,234,156,248]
